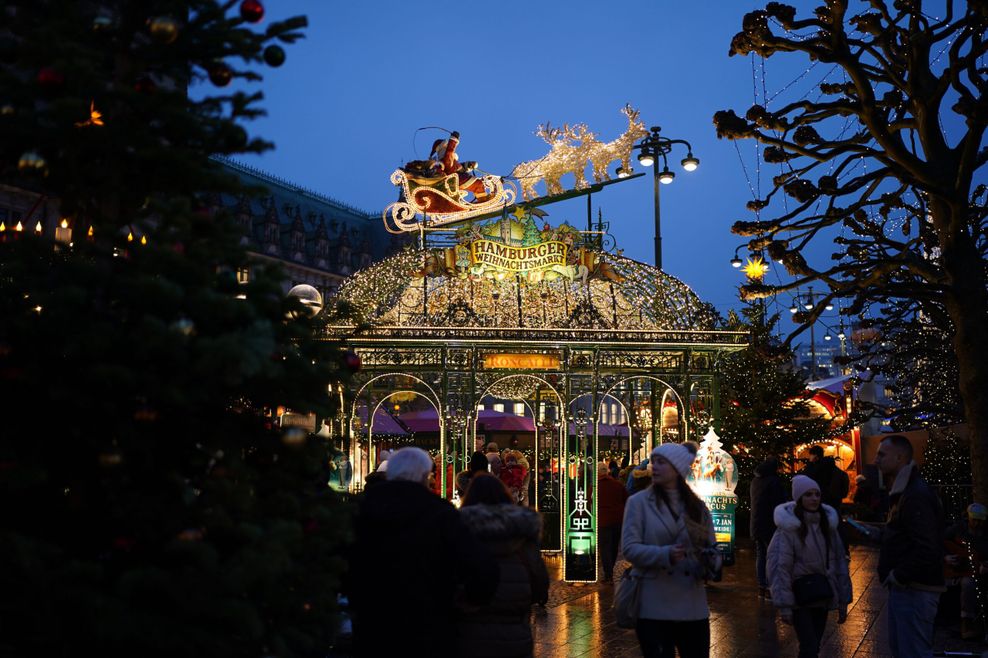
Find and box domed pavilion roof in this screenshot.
[331,247,716,331]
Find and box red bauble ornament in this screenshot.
[208,62,232,87]
[239,0,264,23]
[134,76,157,94]
[344,350,361,373]
[36,67,64,89]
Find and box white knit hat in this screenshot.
[650,442,698,479]
[792,474,820,502]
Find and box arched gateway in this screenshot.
[324,212,745,582]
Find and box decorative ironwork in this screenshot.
[328,325,746,347]
[357,347,444,368]
[597,352,682,371]
[441,300,480,327]
[565,299,610,329]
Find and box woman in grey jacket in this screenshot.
[768,475,852,658]
[621,442,716,658]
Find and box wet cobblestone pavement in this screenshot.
[535,545,988,657]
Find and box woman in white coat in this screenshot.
[768,475,852,658]
[621,442,717,658]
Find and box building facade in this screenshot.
[1,159,411,301]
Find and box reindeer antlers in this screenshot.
[622,103,640,120]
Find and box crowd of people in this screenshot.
[747,435,979,658]
[347,446,547,658]
[344,434,977,658]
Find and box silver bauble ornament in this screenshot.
[287,284,323,318]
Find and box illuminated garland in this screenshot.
[329,247,716,331]
[488,377,538,400]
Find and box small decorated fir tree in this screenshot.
[718,302,833,519]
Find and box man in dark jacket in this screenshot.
[749,457,788,597]
[348,448,499,657]
[872,434,945,658]
[597,461,629,581]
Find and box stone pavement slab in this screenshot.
[535,544,988,657]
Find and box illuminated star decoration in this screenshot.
[75,101,104,127]
[511,205,528,221]
[742,255,770,281]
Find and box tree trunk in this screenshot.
[938,203,988,504]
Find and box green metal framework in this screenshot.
[325,248,745,582]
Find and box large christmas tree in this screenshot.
[0,3,351,656]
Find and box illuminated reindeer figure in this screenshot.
[587,104,648,183]
[511,123,595,200]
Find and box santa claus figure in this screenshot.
[430,131,490,201]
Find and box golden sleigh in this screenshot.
[383,168,515,234]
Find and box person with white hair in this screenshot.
[348,447,498,658]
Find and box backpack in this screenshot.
[829,467,850,504]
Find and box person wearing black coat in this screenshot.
[457,473,549,658]
[348,448,499,658]
[870,435,945,657]
[750,457,789,598]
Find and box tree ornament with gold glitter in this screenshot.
[148,16,179,44]
[208,61,233,87]
[240,0,265,23]
[17,150,47,175]
[92,14,115,32]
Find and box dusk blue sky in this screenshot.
[231,1,960,321]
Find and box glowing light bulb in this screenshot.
[638,152,654,167]
[681,154,699,171]
[658,168,675,184]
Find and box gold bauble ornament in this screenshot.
[148,16,179,44]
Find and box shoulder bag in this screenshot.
[613,569,642,629]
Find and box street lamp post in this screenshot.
[789,286,843,378]
[622,126,699,271]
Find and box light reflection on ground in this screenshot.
[534,546,986,657]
